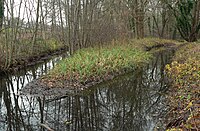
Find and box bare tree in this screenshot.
[31,0,40,53]
[0,0,4,30]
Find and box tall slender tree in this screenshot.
[0,0,4,30]
[169,0,200,42]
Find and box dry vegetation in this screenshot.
[165,43,200,130]
[0,37,64,71]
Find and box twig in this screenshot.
[39,123,54,131]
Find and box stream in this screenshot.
[0,49,174,131]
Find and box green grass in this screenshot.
[42,38,181,87]
[47,45,151,81]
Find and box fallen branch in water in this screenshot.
[39,123,54,131]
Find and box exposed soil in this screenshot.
[20,44,179,97]
[20,68,133,96]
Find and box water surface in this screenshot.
[0,50,173,131]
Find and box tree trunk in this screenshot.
[189,1,200,42]
[0,0,4,30]
[31,0,40,54]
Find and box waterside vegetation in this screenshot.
[0,0,200,130]
[41,38,181,89]
[0,38,64,72]
[165,43,200,130]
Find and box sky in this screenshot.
[4,0,37,22]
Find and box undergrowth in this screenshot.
[165,43,200,130]
[0,38,63,70]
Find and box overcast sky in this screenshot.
[4,0,37,22]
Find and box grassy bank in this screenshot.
[41,38,180,89]
[165,43,200,130]
[0,38,64,72]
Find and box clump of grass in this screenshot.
[165,43,200,130]
[41,38,181,88]
[43,44,152,87]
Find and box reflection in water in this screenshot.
[0,50,173,131]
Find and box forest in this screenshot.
[0,0,199,130]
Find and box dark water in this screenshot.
[0,50,174,131]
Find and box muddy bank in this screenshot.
[20,68,136,96]
[21,46,176,97]
[0,47,67,76]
